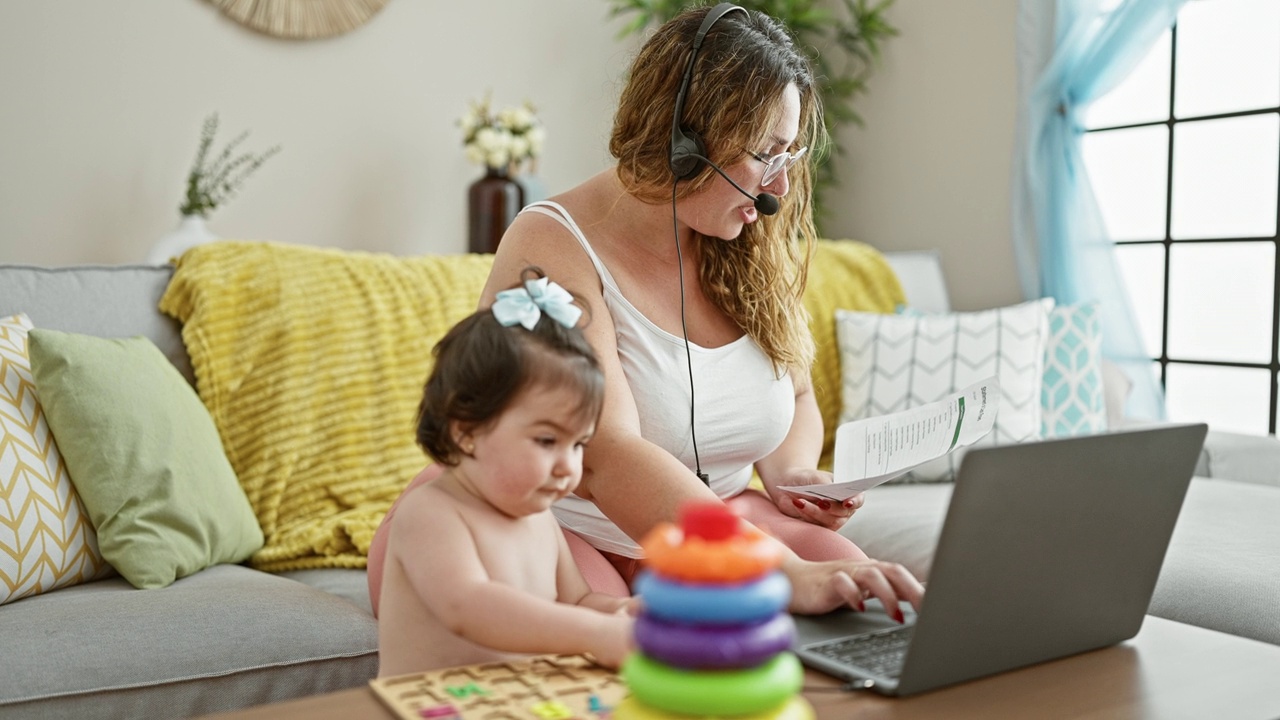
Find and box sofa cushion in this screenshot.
[27,330,263,589]
[839,483,953,581]
[835,299,1053,482]
[0,264,193,385]
[1041,302,1107,437]
[0,565,378,720]
[279,568,374,616]
[841,477,1280,647]
[0,314,113,605]
[1149,478,1280,645]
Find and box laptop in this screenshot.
[792,422,1209,696]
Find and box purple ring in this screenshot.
[633,613,796,669]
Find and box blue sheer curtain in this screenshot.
[1011,0,1186,421]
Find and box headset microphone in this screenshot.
[686,151,780,216]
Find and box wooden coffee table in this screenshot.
[201,616,1280,719]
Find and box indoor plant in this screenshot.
[147,114,281,264]
[459,95,546,254]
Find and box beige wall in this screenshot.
[826,0,1023,311]
[0,0,633,264]
[0,0,1023,310]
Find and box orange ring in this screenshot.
[641,522,783,583]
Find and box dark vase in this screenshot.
[467,166,524,254]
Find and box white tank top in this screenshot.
[521,201,795,558]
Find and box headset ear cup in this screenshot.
[670,127,707,181]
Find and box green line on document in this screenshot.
[950,397,965,450]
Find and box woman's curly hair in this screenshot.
[609,5,825,375]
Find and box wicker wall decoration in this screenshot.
[208,0,390,40]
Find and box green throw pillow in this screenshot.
[27,329,263,589]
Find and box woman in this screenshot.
[477,5,923,616]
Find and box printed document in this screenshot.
[779,377,999,502]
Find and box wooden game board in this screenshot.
[369,654,627,720]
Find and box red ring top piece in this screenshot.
[641,502,783,583]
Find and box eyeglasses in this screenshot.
[748,146,808,186]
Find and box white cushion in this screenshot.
[0,314,112,605]
[882,251,951,314]
[835,298,1054,482]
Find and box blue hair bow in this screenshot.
[491,277,582,330]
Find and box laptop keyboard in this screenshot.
[804,624,915,679]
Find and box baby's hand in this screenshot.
[617,596,643,616]
[590,612,635,669]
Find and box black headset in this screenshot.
[669,3,748,181]
[668,3,749,485]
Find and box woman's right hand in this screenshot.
[782,556,925,621]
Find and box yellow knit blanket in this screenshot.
[804,240,905,469]
[160,241,494,571]
[160,239,901,571]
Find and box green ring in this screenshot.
[613,694,815,720]
[621,652,804,716]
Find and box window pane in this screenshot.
[1086,30,1171,129]
[1115,243,1166,358]
[1166,362,1271,436]
[1084,126,1169,241]
[1175,0,1280,118]
[1171,114,1280,239]
[1168,241,1275,363]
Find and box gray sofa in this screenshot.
[1,253,1277,719]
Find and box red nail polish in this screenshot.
[843,499,855,508]
[793,498,805,509]
[855,599,866,612]
[817,500,831,511]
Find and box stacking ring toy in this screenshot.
[633,612,796,669]
[635,570,790,625]
[612,694,815,720]
[641,522,783,583]
[622,652,804,716]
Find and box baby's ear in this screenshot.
[449,421,476,456]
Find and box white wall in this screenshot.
[0,0,1023,311]
[826,0,1023,311]
[0,0,634,264]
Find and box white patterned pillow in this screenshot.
[1042,303,1107,437]
[0,314,112,604]
[835,298,1054,482]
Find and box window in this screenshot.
[1082,0,1280,436]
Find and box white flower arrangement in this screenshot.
[459,95,545,174]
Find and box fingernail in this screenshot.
[855,599,865,612]
[843,499,855,508]
[793,498,805,510]
[817,500,831,511]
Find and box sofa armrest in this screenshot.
[1195,430,1280,488]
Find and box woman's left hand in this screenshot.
[766,468,864,531]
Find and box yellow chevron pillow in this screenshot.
[0,314,113,604]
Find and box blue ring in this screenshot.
[635,570,790,624]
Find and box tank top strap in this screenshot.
[519,201,620,290]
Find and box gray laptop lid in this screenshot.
[795,423,1208,696]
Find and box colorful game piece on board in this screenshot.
[369,654,626,720]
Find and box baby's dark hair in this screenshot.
[416,269,604,466]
